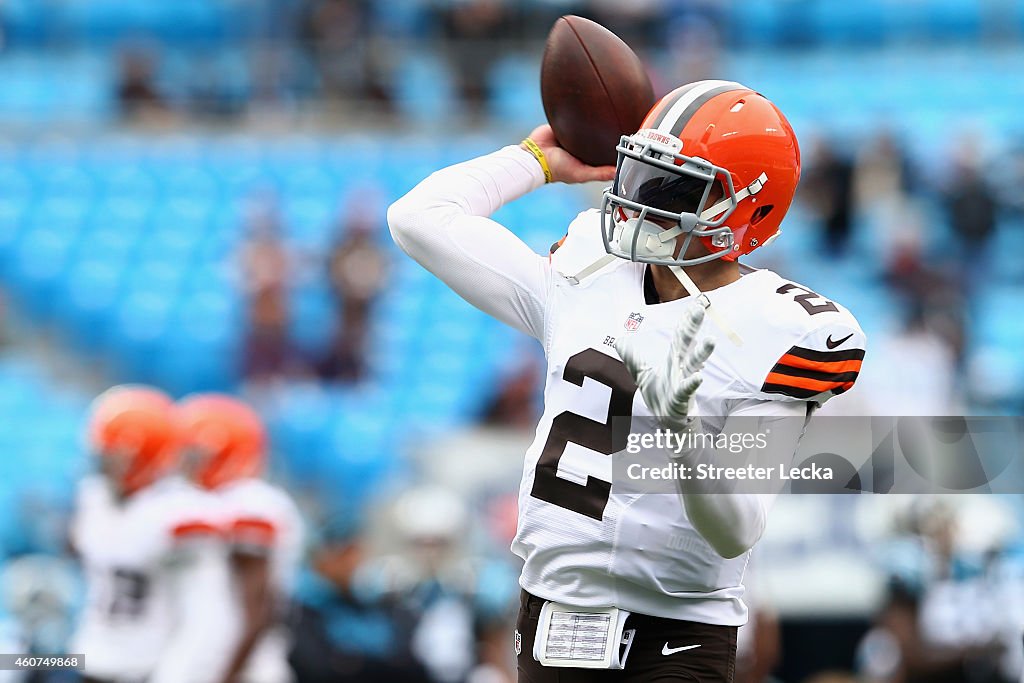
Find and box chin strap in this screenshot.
[668,265,744,347]
[566,254,618,286]
[700,172,768,224]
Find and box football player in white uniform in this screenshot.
[71,385,235,683]
[177,394,304,683]
[389,80,866,680]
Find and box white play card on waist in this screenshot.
[533,601,635,669]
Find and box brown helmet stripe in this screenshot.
[645,81,707,130]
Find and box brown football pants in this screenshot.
[516,590,737,682]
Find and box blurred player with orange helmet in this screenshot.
[86,384,181,497]
[177,394,304,683]
[71,385,235,683]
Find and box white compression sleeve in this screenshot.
[387,145,552,341]
[675,399,808,559]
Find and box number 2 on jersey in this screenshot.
[777,283,838,315]
[530,349,638,520]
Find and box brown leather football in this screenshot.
[540,15,656,167]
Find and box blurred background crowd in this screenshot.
[1,0,1024,681]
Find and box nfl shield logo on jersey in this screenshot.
[514,630,522,656]
[624,312,644,332]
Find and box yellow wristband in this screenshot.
[521,137,553,184]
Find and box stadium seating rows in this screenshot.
[0,45,1022,144]
[3,0,1023,49]
[3,0,1024,548]
[1,133,1023,523]
[0,351,88,554]
[0,136,590,520]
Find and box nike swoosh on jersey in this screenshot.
[825,333,854,349]
[662,643,702,656]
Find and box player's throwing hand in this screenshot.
[521,124,616,185]
[615,305,716,433]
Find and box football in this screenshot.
[540,15,656,167]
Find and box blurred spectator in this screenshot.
[857,499,1014,683]
[390,486,476,683]
[736,570,781,683]
[289,514,430,683]
[853,130,917,260]
[240,194,300,386]
[4,491,72,558]
[302,0,392,112]
[186,57,247,121]
[587,0,669,48]
[0,555,78,664]
[849,303,961,415]
[116,47,173,125]
[801,138,855,256]
[853,131,915,213]
[662,2,724,87]
[803,673,859,683]
[993,143,1024,216]
[883,230,967,367]
[437,0,511,118]
[248,45,314,122]
[942,139,1000,276]
[884,231,943,306]
[371,486,521,683]
[480,352,541,429]
[0,288,8,348]
[318,206,387,382]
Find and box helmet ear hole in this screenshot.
[751,204,774,225]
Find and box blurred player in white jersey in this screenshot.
[71,385,235,683]
[390,80,866,680]
[177,394,304,683]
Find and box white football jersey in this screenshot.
[511,210,866,626]
[389,146,867,629]
[217,478,304,593]
[217,478,304,683]
[70,475,228,681]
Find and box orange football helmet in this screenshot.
[88,385,181,496]
[602,79,801,266]
[176,394,267,490]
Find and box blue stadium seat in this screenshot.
[0,0,50,45]
[8,227,78,318]
[291,284,337,356]
[108,290,176,383]
[0,350,90,551]
[53,258,125,351]
[975,287,1024,348]
[488,56,544,127]
[727,1,785,48]
[809,0,887,45]
[392,52,457,125]
[154,289,242,393]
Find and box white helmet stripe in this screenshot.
[655,80,745,137]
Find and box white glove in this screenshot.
[615,305,716,433]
